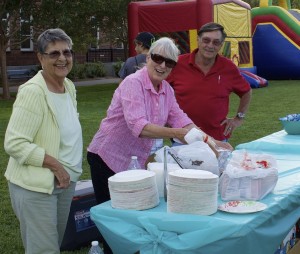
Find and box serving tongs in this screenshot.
[167,148,184,169]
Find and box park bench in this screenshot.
[7,68,36,80]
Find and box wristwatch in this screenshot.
[236,112,246,119]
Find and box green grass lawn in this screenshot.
[0,80,299,253]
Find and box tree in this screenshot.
[1,0,132,99]
[93,0,132,59]
[0,0,100,99]
[0,0,34,99]
[30,1,98,53]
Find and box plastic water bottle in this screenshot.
[88,241,104,254]
[217,148,232,174]
[206,137,231,174]
[127,155,141,170]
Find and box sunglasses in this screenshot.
[42,49,73,59]
[150,54,177,68]
[200,37,223,47]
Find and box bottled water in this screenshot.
[217,149,231,174]
[88,241,104,254]
[127,155,141,170]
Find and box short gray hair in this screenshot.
[148,37,179,62]
[37,28,73,53]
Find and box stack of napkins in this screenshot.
[147,162,181,197]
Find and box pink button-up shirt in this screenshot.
[88,67,193,173]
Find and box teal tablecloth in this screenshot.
[90,131,300,254]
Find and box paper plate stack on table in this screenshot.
[108,170,159,210]
[167,169,219,215]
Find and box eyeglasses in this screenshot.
[42,49,73,59]
[200,37,223,47]
[150,54,177,68]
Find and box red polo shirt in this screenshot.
[167,49,251,141]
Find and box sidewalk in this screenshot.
[74,77,121,87]
[0,77,121,94]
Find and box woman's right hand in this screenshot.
[43,154,70,189]
[173,128,190,144]
[53,166,71,189]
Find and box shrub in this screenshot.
[68,63,86,79]
[84,62,106,78]
[113,60,124,77]
[68,62,106,80]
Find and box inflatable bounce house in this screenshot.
[252,0,300,79]
[127,0,299,84]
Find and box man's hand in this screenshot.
[221,117,244,136]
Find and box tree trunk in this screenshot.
[0,48,10,100]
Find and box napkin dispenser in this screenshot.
[147,162,181,197]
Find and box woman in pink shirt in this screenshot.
[87,37,230,208]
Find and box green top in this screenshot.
[4,70,81,194]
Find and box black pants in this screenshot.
[87,152,115,254]
[87,151,115,204]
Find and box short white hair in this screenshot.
[148,37,179,62]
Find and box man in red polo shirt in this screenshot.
[167,22,252,141]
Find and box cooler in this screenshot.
[61,180,102,251]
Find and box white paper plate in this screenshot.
[218,201,267,214]
[109,169,155,182]
[169,169,217,179]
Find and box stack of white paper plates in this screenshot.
[108,170,159,210]
[168,169,219,215]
